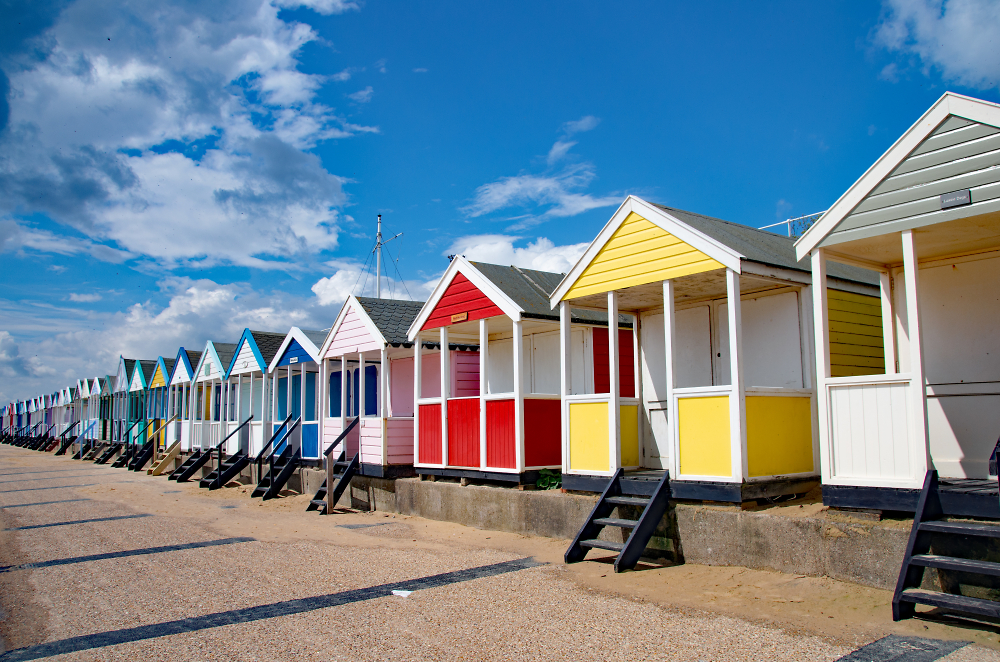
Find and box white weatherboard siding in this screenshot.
[828,377,913,482]
[823,116,1000,246]
[715,291,804,389]
[231,342,262,375]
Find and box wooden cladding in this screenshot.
[447,398,480,468]
[422,272,505,330]
[486,399,516,469]
[591,328,636,397]
[564,213,724,300]
[418,403,442,464]
[827,289,885,378]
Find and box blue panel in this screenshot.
[277,377,288,420]
[305,373,316,421]
[277,339,316,367]
[329,372,341,417]
[302,423,319,458]
[365,365,378,416]
[292,374,302,419]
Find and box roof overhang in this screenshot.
[548,195,743,308]
[796,92,1000,261]
[224,329,266,379]
[319,295,388,359]
[406,257,523,340]
[268,326,325,373]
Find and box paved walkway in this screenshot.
[0,446,994,661]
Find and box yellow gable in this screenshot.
[150,365,166,388]
[563,213,724,300]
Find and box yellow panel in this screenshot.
[620,405,639,467]
[564,213,725,300]
[569,402,609,473]
[677,396,731,477]
[745,396,813,477]
[150,366,166,389]
[827,288,885,378]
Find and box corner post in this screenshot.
[811,249,831,484]
[901,230,930,476]
[479,318,488,470]
[608,290,621,473]
[440,326,449,467]
[725,268,746,483]
[413,335,422,466]
[560,300,571,474]
[512,317,525,472]
[663,280,676,473]
[880,271,897,374]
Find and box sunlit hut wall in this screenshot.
[222,330,285,457]
[406,259,598,482]
[550,196,882,501]
[318,297,426,477]
[166,348,201,453]
[189,341,237,452]
[268,327,328,461]
[796,92,1000,505]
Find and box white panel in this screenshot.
[740,292,804,388]
[928,390,1000,479]
[639,311,669,466]
[488,339,514,393]
[829,381,912,482]
[232,342,261,375]
[675,305,712,388]
[531,331,560,395]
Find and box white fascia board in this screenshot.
[349,297,389,349]
[268,326,326,373]
[548,195,743,308]
[318,299,353,358]
[795,93,1000,260]
[406,257,522,340]
[268,327,298,374]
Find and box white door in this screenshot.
[639,311,670,469]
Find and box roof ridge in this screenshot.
[654,203,791,242]
[512,265,553,298]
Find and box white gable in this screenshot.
[196,348,223,383]
[170,358,192,385]
[129,367,145,392]
[115,361,129,393]
[229,339,262,376]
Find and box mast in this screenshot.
[376,214,382,299]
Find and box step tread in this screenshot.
[899,588,1000,618]
[310,499,328,507]
[911,554,1000,576]
[920,520,1000,538]
[604,496,650,507]
[579,539,624,552]
[593,517,639,528]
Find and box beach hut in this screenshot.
[145,356,176,450]
[268,327,328,462]
[98,377,113,441]
[548,196,881,501]
[794,92,1000,515]
[128,360,156,444]
[111,358,137,442]
[406,259,598,483]
[222,330,285,456]
[189,341,238,450]
[167,348,201,451]
[319,297,429,477]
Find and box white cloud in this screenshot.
[0,0,377,270]
[273,0,361,14]
[68,293,102,303]
[874,0,1000,89]
[446,234,588,274]
[311,263,433,306]
[331,68,352,81]
[546,140,576,166]
[311,266,363,305]
[348,86,374,103]
[462,163,619,219]
[413,68,428,73]
[561,115,600,135]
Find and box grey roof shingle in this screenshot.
[248,331,287,366]
[184,350,202,371]
[301,329,328,349]
[212,342,238,372]
[652,204,879,285]
[137,360,157,385]
[355,297,426,346]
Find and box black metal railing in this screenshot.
[254,414,294,477]
[211,415,254,478]
[260,417,301,488]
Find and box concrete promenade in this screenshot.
[0,446,995,661]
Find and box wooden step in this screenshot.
[579,539,624,552]
[899,589,1000,618]
[910,554,1000,576]
[593,517,638,529]
[604,496,650,507]
[920,520,1000,539]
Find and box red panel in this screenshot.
[447,398,480,468]
[486,398,516,469]
[422,272,505,331]
[418,403,442,464]
[592,328,635,398]
[524,399,561,467]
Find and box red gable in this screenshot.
[422,271,505,331]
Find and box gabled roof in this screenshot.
[171,347,201,384]
[152,356,176,387]
[356,297,425,346]
[796,92,1000,259]
[130,360,157,391]
[225,330,286,378]
[268,327,328,373]
[192,341,237,381]
[115,357,136,392]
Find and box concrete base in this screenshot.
[331,475,920,590]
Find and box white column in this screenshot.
[608,291,621,473]
[811,250,831,484]
[880,271,897,375]
[663,280,676,475]
[380,345,388,466]
[440,327,449,467]
[901,230,930,475]
[358,352,366,420]
[413,336,422,464]
[512,317,525,472]
[559,301,571,473]
[479,318,489,470]
[726,268,746,482]
[340,356,348,428]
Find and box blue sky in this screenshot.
[2,0,1000,402]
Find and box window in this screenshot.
[276,377,288,420]
[329,371,342,417]
[364,365,378,416]
[292,373,302,419]
[305,372,317,421]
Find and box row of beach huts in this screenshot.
[3,93,1000,617]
